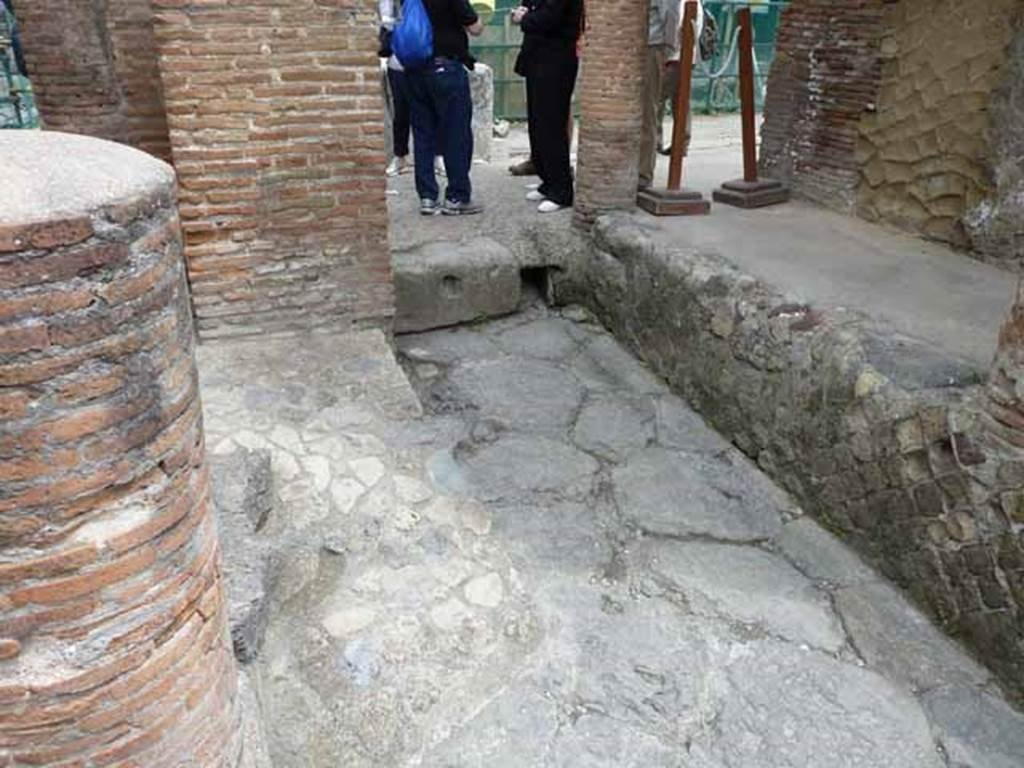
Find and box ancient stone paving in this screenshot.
[196,308,1024,768]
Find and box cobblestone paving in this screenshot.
[197,308,1024,768]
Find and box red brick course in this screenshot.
[150,0,394,339]
[573,0,648,224]
[0,144,240,766]
[759,0,886,211]
[14,0,173,162]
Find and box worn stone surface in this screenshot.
[922,685,1024,768]
[392,237,520,333]
[834,582,992,692]
[198,309,1022,766]
[775,517,880,588]
[545,211,1024,702]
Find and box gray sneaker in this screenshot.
[420,198,442,216]
[442,199,484,216]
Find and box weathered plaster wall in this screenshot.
[855,0,1020,249]
[965,15,1024,271]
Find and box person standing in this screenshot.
[640,0,701,190]
[380,0,412,176]
[405,0,484,215]
[511,0,583,213]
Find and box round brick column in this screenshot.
[0,132,240,766]
[573,0,650,225]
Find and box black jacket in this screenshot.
[514,0,582,77]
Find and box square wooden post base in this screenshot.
[637,188,711,216]
[712,178,790,209]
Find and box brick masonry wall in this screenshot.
[150,0,394,339]
[574,0,648,224]
[759,0,886,211]
[544,215,1024,702]
[0,134,241,766]
[855,0,1019,249]
[13,0,172,162]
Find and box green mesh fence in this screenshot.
[1,4,40,129]
[471,0,788,121]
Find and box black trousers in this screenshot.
[525,52,578,207]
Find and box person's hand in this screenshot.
[510,6,528,24]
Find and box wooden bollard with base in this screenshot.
[637,0,710,216]
[712,6,790,208]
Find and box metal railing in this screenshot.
[471,0,789,121]
[1,4,39,129]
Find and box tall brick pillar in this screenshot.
[13,0,172,161]
[150,0,394,339]
[0,132,241,766]
[573,0,650,224]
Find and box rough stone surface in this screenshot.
[613,447,785,541]
[835,582,992,692]
[545,212,1024,702]
[197,308,1022,765]
[393,237,520,333]
[775,517,880,588]
[922,685,1024,768]
[470,62,494,163]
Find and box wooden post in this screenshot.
[667,0,698,191]
[637,0,710,216]
[737,7,758,183]
[712,5,790,208]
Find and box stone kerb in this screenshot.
[541,213,1024,702]
[0,131,243,766]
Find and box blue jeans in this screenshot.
[405,59,474,204]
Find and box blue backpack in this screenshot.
[392,0,434,70]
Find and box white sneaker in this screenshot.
[538,200,567,214]
[525,182,541,190]
[385,157,405,177]
[526,190,545,202]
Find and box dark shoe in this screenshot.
[508,158,536,176]
[658,145,672,156]
[442,199,484,216]
[420,198,442,216]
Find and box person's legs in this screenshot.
[526,74,547,185]
[658,59,678,154]
[434,60,474,205]
[532,55,578,207]
[639,45,666,189]
[389,68,411,159]
[405,68,440,204]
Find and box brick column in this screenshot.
[0,132,240,767]
[13,0,172,161]
[573,0,650,224]
[150,0,394,339]
[758,0,885,210]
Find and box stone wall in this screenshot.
[855,0,1020,249]
[150,0,394,339]
[14,0,172,161]
[759,0,885,211]
[573,0,648,224]
[540,214,1024,702]
[965,15,1024,271]
[0,132,242,766]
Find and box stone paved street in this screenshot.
[197,307,1024,768]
